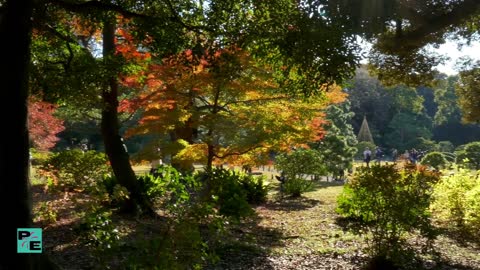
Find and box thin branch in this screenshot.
[223,95,289,106]
[41,23,78,44]
[64,41,74,71]
[196,104,229,113]
[214,145,263,159]
[195,95,211,106]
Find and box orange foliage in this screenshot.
[121,45,346,167]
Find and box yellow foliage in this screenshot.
[173,143,208,165]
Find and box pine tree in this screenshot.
[313,101,357,179]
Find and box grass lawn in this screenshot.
[30,165,480,270]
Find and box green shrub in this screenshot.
[336,164,440,265]
[275,149,326,180]
[197,168,270,220]
[34,201,57,225]
[41,149,111,191]
[430,167,480,232]
[465,184,480,231]
[238,174,269,204]
[205,168,253,220]
[275,149,320,197]
[138,165,200,212]
[421,151,448,170]
[100,173,118,196]
[77,209,120,252]
[283,177,314,197]
[96,166,221,269]
[126,168,226,270]
[30,148,52,166]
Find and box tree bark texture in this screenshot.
[101,19,148,214]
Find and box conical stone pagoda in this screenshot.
[357,115,374,144]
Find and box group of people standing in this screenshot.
[402,148,426,164]
[363,146,383,167]
[363,147,427,167]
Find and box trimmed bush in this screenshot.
[421,151,448,170]
[455,141,480,169]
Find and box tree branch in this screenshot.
[40,23,78,44]
[196,104,230,113]
[385,0,480,50]
[48,0,148,19]
[224,95,289,106]
[214,145,263,159]
[48,0,215,33]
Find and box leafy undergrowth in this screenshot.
[32,172,480,270]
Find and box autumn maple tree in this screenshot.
[125,47,347,170]
[28,99,65,151]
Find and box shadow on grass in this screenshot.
[345,245,479,270]
[436,226,480,250]
[207,213,285,270]
[40,221,95,270]
[334,216,364,234]
[311,179,346,187]
[32,180,286,270]
[263,197,322,211]
[428,259,479,270]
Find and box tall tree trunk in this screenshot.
[101,19,148,214]
[0,1,34,269]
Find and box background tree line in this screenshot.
[347,66,480,152]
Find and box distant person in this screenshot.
[363,147,372,167]
[391,148,398,162]
[410,149,418,164]
[375,147,382,164]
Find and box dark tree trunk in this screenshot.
[207,144,215,171]
[101,20,149,214]
[0,1,34,269]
